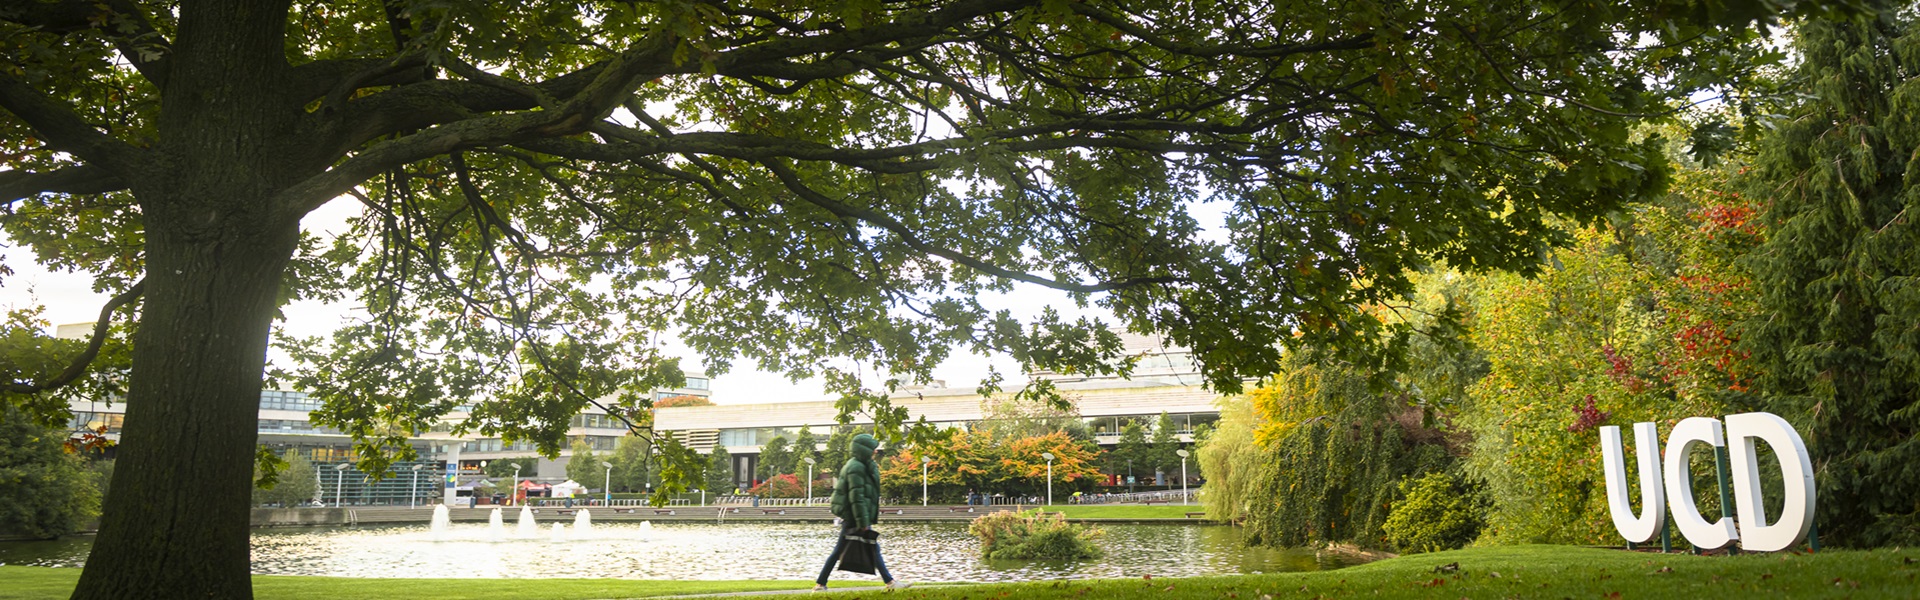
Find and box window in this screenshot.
[719,428,758,447]
[1188,413,1220,433]
[684,377,709,390]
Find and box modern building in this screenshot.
[57,320,709,499]
[654,332,1224,490]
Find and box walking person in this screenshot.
[815,434,909,592]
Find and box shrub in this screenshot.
[967,509,1103,560]
[748,473,822,498]
[1382,471,1486,554]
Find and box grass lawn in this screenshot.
[1033,505,1201,519]
[0,568,877,600]
[5,545,1915,599]
[816,544,1920,599]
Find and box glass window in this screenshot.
[1189,413,1220,432]
[685,378,709,390]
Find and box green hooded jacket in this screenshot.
[828,433,881,528]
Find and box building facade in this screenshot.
[654,332,1224,491]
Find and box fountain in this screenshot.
[638,520,652,541]
[571,509,593,539]
[517,506,538,538]
[549,522,567,543]
[487,507,506,541]
[429,504,452,540]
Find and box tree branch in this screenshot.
[0,72,146,177]
[759,160,1181,294]
[0,0,173,87]
[0,165,128,205]
[4,278,144,396]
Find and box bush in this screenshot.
[1382,471,1486,554]
[747,473,827,498]
[968,509,1103,560]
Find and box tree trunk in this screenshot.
[71,2,300,597]
[71,211,299,599]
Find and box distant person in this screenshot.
[815,434,909,592]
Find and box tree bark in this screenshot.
[71,1,300,597]
[71,216,298,600]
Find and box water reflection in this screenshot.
[0,522,1345,583]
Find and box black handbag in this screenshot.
[836,529,881,574]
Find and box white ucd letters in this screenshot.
[1599,412,1815,552]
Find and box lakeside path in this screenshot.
[4,545,1916,599]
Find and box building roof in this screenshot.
[655,381,1221,432]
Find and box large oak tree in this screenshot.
[0,0,1811,597]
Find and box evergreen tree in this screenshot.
[789,427,821,478]
[1111,420,1150,486]
[610,435,651,493]
[482,457,537,478]
[255,450,318,507]
[0,403,101,538]
[756,436,792,482]
[822,429,854,478]
[1148,412,1182,482]
[1746,12,1920,547]
[564,441,599,485]
[705,443,735,493]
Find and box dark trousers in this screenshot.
[816,525,892,585]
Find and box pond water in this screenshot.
[0,521,1347,582]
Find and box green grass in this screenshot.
[5,545,1916,599]
[816,545,1920,599]
[1033,505,1202,519]
[0,568,877,600]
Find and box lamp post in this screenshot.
[601,461,614,506]
[1127,459,1134,494]
[331,463,349,508]
[409,464,425,509]
[510,463,522,506]
[1175,449,1191,505]
[478,460,488,507]
[921,455,932,506]
[1041,452,1055,506]
[803,456,818,505]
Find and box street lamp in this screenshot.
[803,456,818,505]
[1041,452,1055,506]
[510,463,522,507]
[1127,459,1134,494]
[1175,449,1191,505]
[601,461,614,506]
[409,464,426,509]
[921,455,933,507]
[331,463,350,508]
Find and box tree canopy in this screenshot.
[0,0,1828,596]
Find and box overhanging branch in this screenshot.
[0,72,147,177]
[0,165,129,205]
[760,160,1181,294]
[3,278,145,396]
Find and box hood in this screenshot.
[851,433,879,461]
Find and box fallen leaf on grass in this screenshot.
[1761,573,1773,580]
[1604,592,1622,599]
[1653,566,1673,574]
[1422,578,1445,588]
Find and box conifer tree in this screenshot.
[704,443,735,493]
[756,436,792,482]
[1746,11,1920,546]
[789,427,821,478]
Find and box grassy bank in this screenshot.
[0,569,877,600]
[1036,505,1201,519]
[4,545,1914,599]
